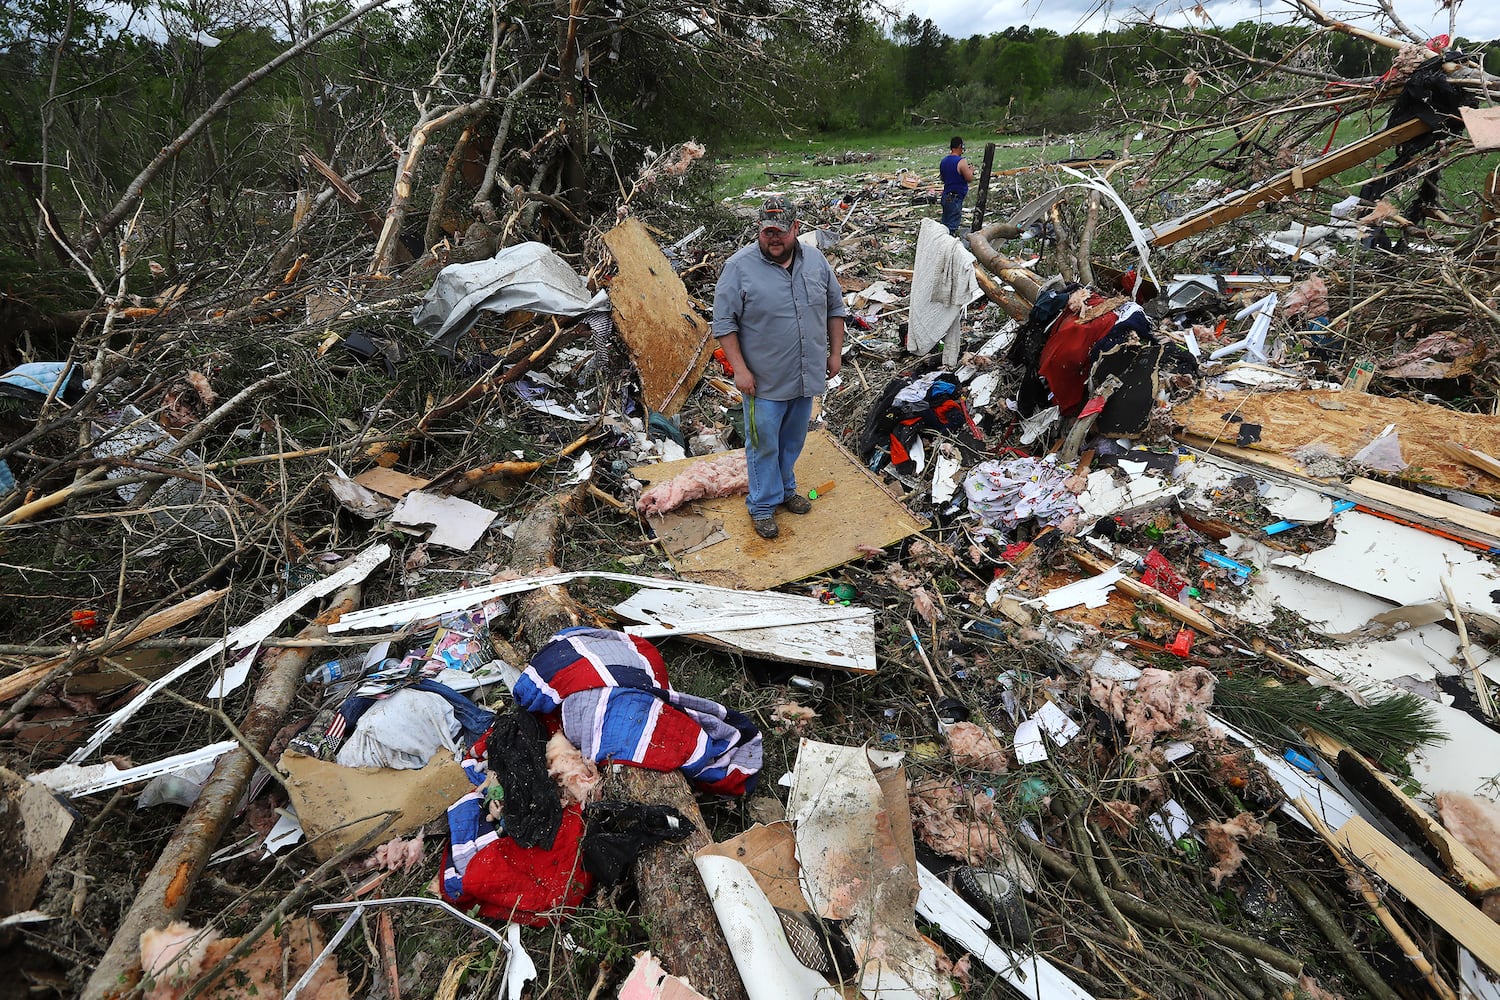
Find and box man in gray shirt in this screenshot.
[712,196,848,539]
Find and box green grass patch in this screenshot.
[713,128,1088,204]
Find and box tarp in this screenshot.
[412,242,609,354]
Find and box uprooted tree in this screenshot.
[0,0,879,325]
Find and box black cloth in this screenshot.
[1360,55,1479,219]
[580,799,695,885]
[486,708,563,850]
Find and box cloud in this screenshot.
[896,0,1500,42]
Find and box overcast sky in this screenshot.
[893,0,1500,43]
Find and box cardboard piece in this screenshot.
[279,749,472,862]
[390,491,498,550]
[353,467,431,499]
[602,218,714,416]
[786,740,939,997]
[1461,106,1500,152]
[633,429,927,590]
[696,821,810,914]
[1,767,74,918]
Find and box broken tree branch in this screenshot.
[79,0,398,258]
[79,579,368,1000]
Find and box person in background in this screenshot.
[711,196,848,540]
[939,136,976,236]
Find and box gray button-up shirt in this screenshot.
[711,241,849,401]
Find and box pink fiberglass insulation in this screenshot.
[945,721,1009,772]
[1091,666,1215,745]
[1202,812,1263,889]
[546,730,601,806]
[636,453,748,515]
[1436,790,1500,921]
[909,776,1010,865]
[369,832,426,872]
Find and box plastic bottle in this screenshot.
[304,653,370,685]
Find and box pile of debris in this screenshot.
[3,18,1500,1000]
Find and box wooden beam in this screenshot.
[1303,732,1500,897]
[1146,117,1432,247]
[1333,815,1500,975]
[1438,440,1500,482]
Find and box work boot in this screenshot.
[753,515,779,539]
[781,493,812,515]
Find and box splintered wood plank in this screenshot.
[1174,389,1500,497]
[632,429,926,591]
[1146,117,1430,247]
[603,218,713,416]
[1346,476,1500,546]
[1335,815,1500,975]
[1302,734,1500,897]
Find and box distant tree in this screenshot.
[1060,34,1092,84]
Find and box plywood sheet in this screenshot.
[632,429,927,590]
[1175,389,1500,497]
[1461,106,1500,151]
[603,218,713,416]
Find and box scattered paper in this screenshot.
[1015,718,1047,764]
[390,491,499,551]
[207,643,258,698]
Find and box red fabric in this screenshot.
[442,802,594,925]
[1038,300,1118,416]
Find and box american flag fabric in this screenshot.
[513,627,762,796]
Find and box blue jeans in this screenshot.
[745,395,813,518]
[941,191,965,234]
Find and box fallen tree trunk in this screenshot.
[503,490,748,999]
[79,579,366,1000]
[968,222,1042,304]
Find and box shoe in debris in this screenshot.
[753,516,779,539]
[781,493,812,515]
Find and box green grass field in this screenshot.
[712,127,1122,203]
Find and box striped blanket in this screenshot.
[513,627,761,795]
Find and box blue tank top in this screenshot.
[940,154,968,199]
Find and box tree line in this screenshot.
[0,0,1493,304]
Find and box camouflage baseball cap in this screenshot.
[758,195,798,232]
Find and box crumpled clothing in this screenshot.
[441,742,592,926]
[334,688,463,770]
[514,628,761,795]
[1038,295,1120,416]
[963,456,1081,535]
[303,678,491,765]
[581,799,695,885]
[908,217,980,353]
